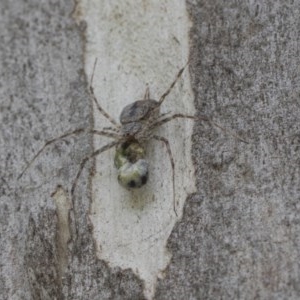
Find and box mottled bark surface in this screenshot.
[156,1,300,299]
[1,0,300,299]
[0,0,144,299]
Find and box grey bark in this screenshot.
[1,0,300,299]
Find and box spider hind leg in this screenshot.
[153,135,177,217]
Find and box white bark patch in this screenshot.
[74,1,194,298]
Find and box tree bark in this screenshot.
[1,0,300,299]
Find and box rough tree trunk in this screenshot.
[1,0,300,299]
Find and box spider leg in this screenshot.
[90,86,120,128]
[150,114,202,129]
[18,128,119,179]
[102,126,120,133]
[70,141,118,196]
[153,135,177,217]
[151,114,248,144]
[159,111,172,119]
[159,60,190,105]
[91,130,120,139]
[18,128,84,179]
[143,85,150,99]
[90,59,120,128]
[206,120,249,144]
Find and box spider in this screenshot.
[18,59,246,216]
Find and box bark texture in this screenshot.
[1,0,144,299]
[1,0,300,299]
[156,1,300,299]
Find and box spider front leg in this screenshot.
[151,113,208,128]
[152,114,248,144]
[90,58,120,129]
[159,60,190,105]
[153,135,177,217]
[90,85,120,129]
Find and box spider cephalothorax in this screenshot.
[121,101,159,137]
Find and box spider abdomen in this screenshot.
[114,141,149,189]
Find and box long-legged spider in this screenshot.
[18,59,246,216]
